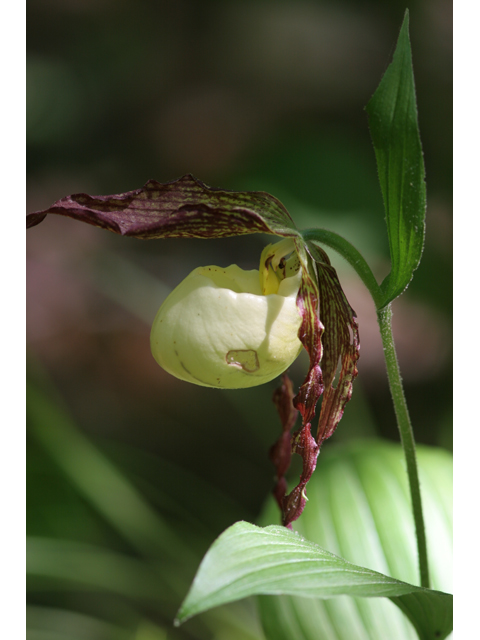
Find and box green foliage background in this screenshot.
[27,1,451,638]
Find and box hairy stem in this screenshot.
[377,305,430,589]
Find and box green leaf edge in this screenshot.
[366,9,426,307]
[175,522,452,640]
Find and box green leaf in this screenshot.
[258,441,452,640]
[176,521,451,640]
[177,441,452,640]
[366,10,426,305]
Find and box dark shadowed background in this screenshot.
[26,1,452,638]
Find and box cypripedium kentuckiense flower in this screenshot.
[27,174,359,527]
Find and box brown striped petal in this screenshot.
[27,174,299,240]
[307,242,360,444]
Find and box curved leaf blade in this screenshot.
[176,522,452,639]
[258,441,452,640]
[26,174,299,240]
[366,10,426,305]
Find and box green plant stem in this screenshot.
[301,228,383,307]
[302,227,430,589]
[377,305,430,589]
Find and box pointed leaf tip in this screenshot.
[176,521,452,639]
[366,10,426,305]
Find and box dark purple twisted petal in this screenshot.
[274,242,359,527]
[27,174,300,240]
[282,422,319,528]
[272,373,299,434]
[292,262,324,425]
[270,374,299,513]
[271,243,324,528]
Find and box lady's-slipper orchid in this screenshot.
[27,174,359,528]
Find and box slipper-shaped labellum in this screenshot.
[150,240,303,388]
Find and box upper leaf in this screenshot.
[366,10,426,306]
[176,521,452,640]
[26,174,300,240]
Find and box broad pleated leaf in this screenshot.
[176,521,451,640]
[177,441,452,640]
[259,441,452,640]
[366,10,426,305]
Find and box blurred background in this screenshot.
[26,0,452,638]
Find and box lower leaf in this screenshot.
[176,441,452,640]
[176,522,451,639]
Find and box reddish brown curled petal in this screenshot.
[292,267,324,425]
[272,373,299,434]
[271,243,324,528]
[282,423,319,528]
[317,313,359,443]
[308,243,360,444]
[270,374,299,512]
[26,174,300,240]
[274,242,359,528]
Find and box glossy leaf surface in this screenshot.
[177,441,452,640]
[177,522,451,639]
[259,441,452,640]
[366,11,426,305]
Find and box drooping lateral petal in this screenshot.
[316,316,359,443]
[277,242,359,527]
[292,242,324,425]
[270,374,299,511]
[282,423,319,528]
[307,242,360,443]
[26,174,300,240]
[274,242,324,527]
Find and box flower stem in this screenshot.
[301,228,383,308]
[377,305,430,588]
[302,227,430,589]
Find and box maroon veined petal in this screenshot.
[292,242,325,425]
[271,242,359,528]
[316,309,359,443]
[270,374,299,512]
[307,242,360,444]
[272,242,324,528]
[282,422,319,528]
[27,174,300,240]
